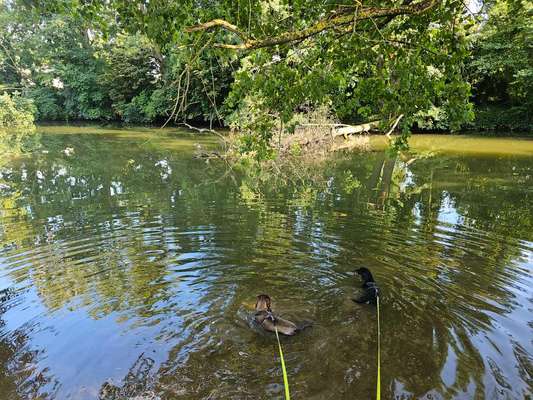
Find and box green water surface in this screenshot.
[0,127,532,399]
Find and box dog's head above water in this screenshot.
[255,294,272,312]
[355,267,375,283]
[353,267,379,304]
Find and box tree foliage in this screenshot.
[0,0,531,157]
[66,1,475,131]
[0,92,38,155]
[0,7,110,120]
[467,0,532,130]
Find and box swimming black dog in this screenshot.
[353,267,379,305]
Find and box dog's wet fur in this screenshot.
[254,294,311,336]
[353,267,379,305]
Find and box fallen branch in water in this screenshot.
[180,122,216,134]
[194,151,223,160]
[333,121,381,138]
[179,122,229,147]
[386,114,404,137]
[279,115,406,154]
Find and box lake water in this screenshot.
[0,126,532,399]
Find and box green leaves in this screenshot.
[209,1,476,154]
[100,33,160,119]
[3,0,528,156]
[0,92,39,155]
[467,0,533,130]
[0,93,35,130]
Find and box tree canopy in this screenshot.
[467,0,532,130]
[0,0,531,157]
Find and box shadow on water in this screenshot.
[0,127,532,399]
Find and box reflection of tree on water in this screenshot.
[0,133,227,315]
[0,288,59,400]
[99,352,157,400]
[0,135,532,398]
[368,155,398,209]
[342,154,531,397]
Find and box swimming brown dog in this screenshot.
[254,294,307,336]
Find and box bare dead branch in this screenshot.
[180,122,216,134]
[179,122,229,148]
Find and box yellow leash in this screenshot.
[270,298,379,400]
[274,326,291,400]
[376,295,381,400]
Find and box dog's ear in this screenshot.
[264,295,271,310]
[355,267,373,281]
[256,294,272,310]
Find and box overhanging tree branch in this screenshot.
[186,18,248,40]
[185,0,439,50]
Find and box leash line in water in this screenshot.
[274,326,291,400]
[376,295,381,400]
